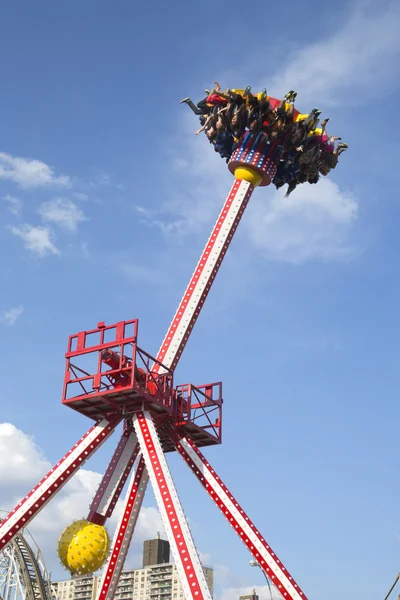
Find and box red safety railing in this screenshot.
[175,382,222,443]
[62,320,174,417]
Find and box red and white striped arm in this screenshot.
[88,430,139,525]
[133,411,212,600]
[154,178,254,373]
[93,178,256,594]
[174,435,307,600]
[96,451,148,600]
[0,415,122,552]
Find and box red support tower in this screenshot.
[0,125,307,600]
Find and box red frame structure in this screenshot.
[63,319,174,421]
[0,174,308,600]
[62,320,222,452]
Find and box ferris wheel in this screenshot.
[0,518,55,600]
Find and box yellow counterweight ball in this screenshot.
[58,520,110,575]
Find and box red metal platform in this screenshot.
[62,320,222,451]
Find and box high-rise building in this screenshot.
[53,538,213,600]
[53,564,213,600]
[142,534,170,568]
[53,574,99,600]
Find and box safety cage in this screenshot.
[62,320,223,449]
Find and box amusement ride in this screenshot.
[0,514,55,600]
[0,85,348,600]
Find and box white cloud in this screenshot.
[0,423,165,578]
[94,170,111,186]
[73,192,89,201]
[0,423,49,486]
[164,116,358,263]
[0,152,70,189]
[38,198,86,232]
[245,178,359,263]
[1,306,23,326]
[162,0,373,265]
[266,0,400,105]
[81,241,90,258]
[3,194,22,216]
[133,204,153,217]
[199,551,212,565]
[11,224,60,257]
[163,0,400,264]
[89,170,124,190]
[147,126,233,240]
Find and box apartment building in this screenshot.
[53,537,213,600]
[53,574,99,600]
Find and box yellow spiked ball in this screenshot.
[58,520,110,575]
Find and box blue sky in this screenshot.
[1,1,400,600]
